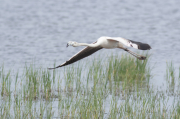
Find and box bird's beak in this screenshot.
[66,43,69,47]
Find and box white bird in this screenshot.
[48,36,151,69]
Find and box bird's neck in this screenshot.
[78,43,99,47]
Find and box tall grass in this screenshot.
[107,53,150,81]
[0,66,11,97]
[166,61,175,93]
[0,52,180,118]
[106,53,150,93]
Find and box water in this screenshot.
[1,0,180,92]
[0,0,180,117]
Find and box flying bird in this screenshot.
[48,36,151,69]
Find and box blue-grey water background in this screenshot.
[0,0,180,114]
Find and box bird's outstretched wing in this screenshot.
[107,37,151,50]
[128,40,151,50]
[48,42,102,69]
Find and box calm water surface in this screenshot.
[0,0,180,116]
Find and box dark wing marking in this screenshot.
[129,40,151,50]
[48,42,103,69]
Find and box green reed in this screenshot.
[22,65,39,102]
[1,52,180,118]
[107,53,150,82]
[0,66,11,97]
[166,61,175,81]
[166,61,176,93]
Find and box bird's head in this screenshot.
[67,41,78,47]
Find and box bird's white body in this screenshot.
[49,36,151,69]
[97,37,120,49]
[97,36,136,49]
[98,36,140,49]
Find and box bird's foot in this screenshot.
[138,56,146,60]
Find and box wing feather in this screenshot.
[129,40,151,50]
[107,37,151,50]
[48,42,102,69]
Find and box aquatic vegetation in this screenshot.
[0,53,180,118]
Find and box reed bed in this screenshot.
[0,53,180,118]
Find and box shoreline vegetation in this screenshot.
[1,52,180,118]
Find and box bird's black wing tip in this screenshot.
[138,44,152,50]
[146,45,152,50]
[129,39,151,50]
[48,67,55,70]
[48,64,64,70]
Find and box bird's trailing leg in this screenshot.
[124,48,146,60]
